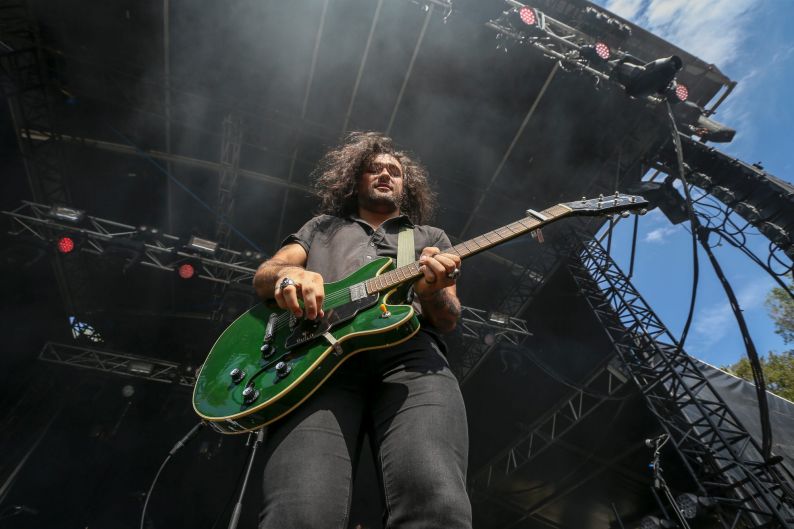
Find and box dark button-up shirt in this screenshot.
[282,214,452,283]
[282,214,453,331]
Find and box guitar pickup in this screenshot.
[263,313,277,343]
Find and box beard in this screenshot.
[359,186,403,213]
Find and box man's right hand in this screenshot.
[274,268,325,320]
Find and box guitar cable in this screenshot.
[139,421,205,529]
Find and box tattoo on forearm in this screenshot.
[419,289,461,320]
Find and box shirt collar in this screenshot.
[347,213,415,229]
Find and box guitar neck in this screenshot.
[364,203,573,295]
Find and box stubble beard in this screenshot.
[359,187,402,214]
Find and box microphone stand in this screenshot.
[228,428,266,529]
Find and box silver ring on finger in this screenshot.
[279,277,297,290]
[447,268,461,280]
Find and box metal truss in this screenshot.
[210,114,244,320]
[468,358,629,494]
[215,114,243,248]
[459,306,531,346]
[4,201,261,286]
[453,242,560,383]
[39,341,195,387]
[568,237,794,529]
[6,201,513,336]
[0,0,70,205]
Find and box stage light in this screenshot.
[178,263,196,279]
[49,205,84,223]
[488,312,510,325]
[187,235,218,255]
[595,42,610,60]
[674,82,688,102]
[758,221,792,249]
[710,185,736,203]
[675,493,716,519]
[128,361,154,376]
[733,201,762,223]
[691,115,736,143]
[638,515,676,529]
[580,41,611,62]
[610,56,682,98]
[57,236,75,254]
[518,6,537,26]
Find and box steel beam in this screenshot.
[39,341,195,387]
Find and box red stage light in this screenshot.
[57,236,75,254]
[595,42,610,60]
[178,263,196,279]
[519,7,537,26]
[674,83,689,102]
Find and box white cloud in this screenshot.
[689,277,774,352]
[604,0,645,21]
[605,0,759,69]
[644,225,677,243]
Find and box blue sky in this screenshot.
[593,0,794,366]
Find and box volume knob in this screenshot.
[275,361,292,379]
[229,368,245,384]
[242,384,259,405]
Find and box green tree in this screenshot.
[766,276,794,344]
[724,276,794,402]
[726,352,794,402]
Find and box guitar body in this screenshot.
[192,257,419,434]
[192,194,648,434]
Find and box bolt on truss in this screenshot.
[468,357,630,495]
[39,341,196,387]
[568,237,794,528]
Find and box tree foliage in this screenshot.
[766,276,794,344]
[726,352,794,402]
[724,276,794,401]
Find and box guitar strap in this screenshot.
[397,224,415,268]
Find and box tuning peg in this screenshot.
[638,208,648,216]
[620,210,630,218]
[630,196,636,203]
[614,191,620,197]
[581,196,586,202]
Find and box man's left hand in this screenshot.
[414,246,461,298]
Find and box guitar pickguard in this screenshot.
[283,293,380,350]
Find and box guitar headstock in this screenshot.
[563,193,649,217]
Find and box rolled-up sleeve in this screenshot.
[280,216,325,254]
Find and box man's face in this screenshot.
[357,153,404,214]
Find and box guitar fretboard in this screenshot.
[364,204,571,295]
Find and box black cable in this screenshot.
[664,103,773,461]
[139,421,205,529]
[664,104,700,351]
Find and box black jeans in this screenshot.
[258,331,472,529]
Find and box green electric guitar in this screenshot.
[193,194,647,433]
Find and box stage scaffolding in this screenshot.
[568,237,794,529]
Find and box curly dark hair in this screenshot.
[312,131,436,225]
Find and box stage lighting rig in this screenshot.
[609,55,682,98]
[675,493,717,520]
[579,41,611,62]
